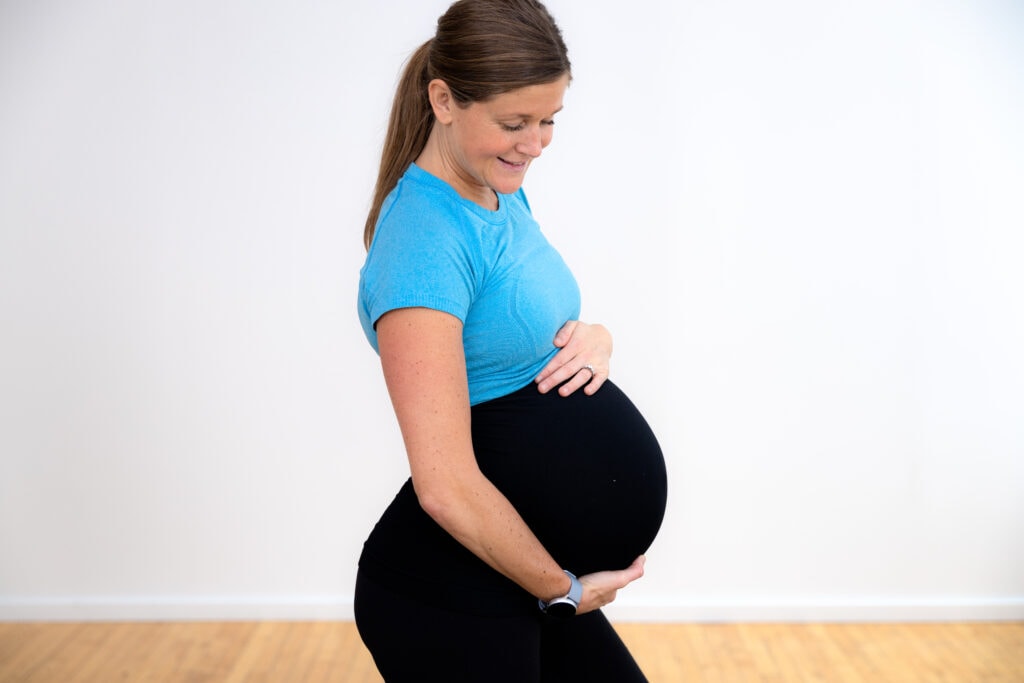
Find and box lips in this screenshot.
[498,157,528,169]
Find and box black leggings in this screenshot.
[353,380,664,681]
[354,571,648,682]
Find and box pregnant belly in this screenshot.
[471,380,668,577]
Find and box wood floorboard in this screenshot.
[0,621,1021,682]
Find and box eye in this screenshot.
[501,119,556,133]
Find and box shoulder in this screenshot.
[378,171,467,240]
[372,171,502,263]
[363,170,485,285]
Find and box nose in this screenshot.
[516,126,544,158]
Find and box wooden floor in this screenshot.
[1,621,1021,682]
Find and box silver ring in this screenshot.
[582,364,595,377]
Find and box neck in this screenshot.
[416,126,497,210]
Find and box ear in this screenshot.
[427,79,456,125]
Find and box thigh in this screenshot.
[539,610,648,683]
[355,571,542,683]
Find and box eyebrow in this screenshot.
[500,105,565,119]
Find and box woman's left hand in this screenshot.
[535,320,612,397]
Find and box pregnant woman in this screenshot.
[354,1,667,681]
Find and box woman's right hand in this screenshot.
[577,556,646,614]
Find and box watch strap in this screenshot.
[539,570,582,616]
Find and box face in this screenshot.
[429,74,569,206]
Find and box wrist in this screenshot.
[538,570,582,618]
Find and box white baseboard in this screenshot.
[2,595,1022,623]
[604,596,1024,623]
[0,596,357,622]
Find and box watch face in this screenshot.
[544,600,577,619]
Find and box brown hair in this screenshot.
[363,0,571,249]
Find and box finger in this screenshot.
[557,364,600,396]
[580,366,609,393]
[580,364,608,395]
[583,374,606,395]
[534,347,575,387]
[555,368,588,396]
[566,380,592,397]
[536,362,572,393]
[553,320,578,348]
[536,354,587,393]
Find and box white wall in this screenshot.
[1,0,1021,622]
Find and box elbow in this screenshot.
[407,455,483,533]
[416,489,447,524]
[412,480,467,532]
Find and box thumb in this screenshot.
[619,555,646,585]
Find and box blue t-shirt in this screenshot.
[359,163,581,405]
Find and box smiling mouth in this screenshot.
[498,157,528,168]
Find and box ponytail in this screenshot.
[363,0,571,250]
[364,40,434,250]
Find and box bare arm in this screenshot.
[376,307,641,611]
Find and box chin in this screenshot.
[490,178,526,196]
[486,164,530,195]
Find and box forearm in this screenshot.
[412,462,572,602]
[415,460,644,615]
[377,307,571,602]
[376,307,641,611]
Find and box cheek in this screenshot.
[541,128,555,148]
[470,132,508,158]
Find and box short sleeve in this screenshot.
[358,185,481,350]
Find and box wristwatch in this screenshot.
[538,570,583,618]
